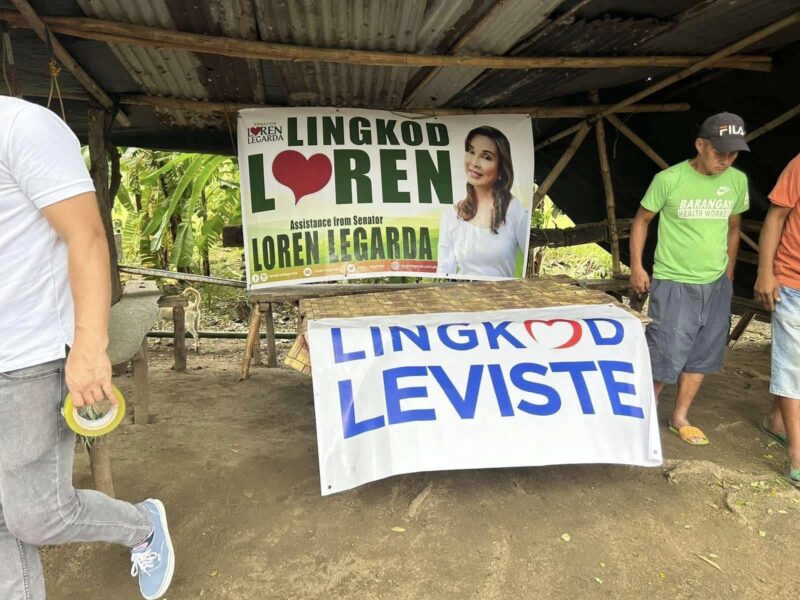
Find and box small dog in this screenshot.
[157,287,201,353]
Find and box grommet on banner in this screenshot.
[62,385,126,437]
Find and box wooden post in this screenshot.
[264,302,278,368]
[88,438,115,497]
[251,312,262,365]
[240,304,262,380]
[173,304,186,372]
[728,311,756,346]
[131,339,149,425]
[591,92,621,274]
[532,123,592,208]
[88,107,123,304]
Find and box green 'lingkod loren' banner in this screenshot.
[238,107,534,289]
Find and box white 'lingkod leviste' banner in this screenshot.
[308,304,661,495]
[238,108,534,288]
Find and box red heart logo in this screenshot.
[250,126,262,136]
[272,150,332,204]
[523,319,582,349]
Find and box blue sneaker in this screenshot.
[130,499,175,600]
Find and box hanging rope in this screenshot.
[44,30,66,120]
[46,57,66,120]
[1,20,20,97]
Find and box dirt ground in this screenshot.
[41,316,800,599]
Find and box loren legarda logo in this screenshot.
[248,122,284,144]
[329,317,644,440]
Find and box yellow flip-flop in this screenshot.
[668,423,709,446]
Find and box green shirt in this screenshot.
[641,160,749,284]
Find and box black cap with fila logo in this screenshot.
[698,112,750,153]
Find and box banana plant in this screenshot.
[115,150,240,273]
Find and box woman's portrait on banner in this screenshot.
[436,125,530,278]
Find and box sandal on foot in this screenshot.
[787,469,800,488]
[758,419,788,447]
[668,422,710,446]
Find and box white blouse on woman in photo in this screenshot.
[436,196,530,278]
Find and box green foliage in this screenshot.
[114,150,241,272]
[532,197,616,280]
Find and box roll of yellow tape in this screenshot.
[62,385,126,437]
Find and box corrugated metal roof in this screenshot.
[452,16,673,108]
[253,0,430,107]
[75,0,264,127]
[639,0,800,54]
[404,0,564,107]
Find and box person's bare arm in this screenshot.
[629,206,657,293]
[41,192,114,408]
[754,205,792,310]
[726,213,741,280]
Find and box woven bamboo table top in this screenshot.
[284,277,643,375]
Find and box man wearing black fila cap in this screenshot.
[630,112,750,445]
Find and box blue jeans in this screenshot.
[771,285,800,400]
[0,359,152,599]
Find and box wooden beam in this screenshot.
[745,102,800,143]
[605,114,670,169]
[0,10,772,72]
[11,91,691,118]
[532,123,592,207]
[223,218,633,251]
[529,218,633,248]
[7,1,129,127]
[538,11,800,152]
[591,91,621,274]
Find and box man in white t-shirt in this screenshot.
[0,97,174,600]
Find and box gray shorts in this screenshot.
[645,275,732,384]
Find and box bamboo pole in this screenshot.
[532,123,592,208]
[7,1,129,126]
[591,92,621,275]
[8,91,692,118]
[606,114,670,170]
[0,10,772,72]
[537,11,800,152]
[240,304,262,381]
[745,102,800,142]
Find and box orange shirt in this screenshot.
[771,154,800,288]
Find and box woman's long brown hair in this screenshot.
[456,126,514,234]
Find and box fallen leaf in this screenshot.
[778,509,788,514]
[658,571,667,579]
[768,508,774,515]
[391,527,406,533]
[560,533,571,542]
[684,525,692,529]
[594,577,603,584]
[759,530,767,538]
[763,454,774,459]
[709,553,719,559]
[209,570,219,577]
[600,562,606,568]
